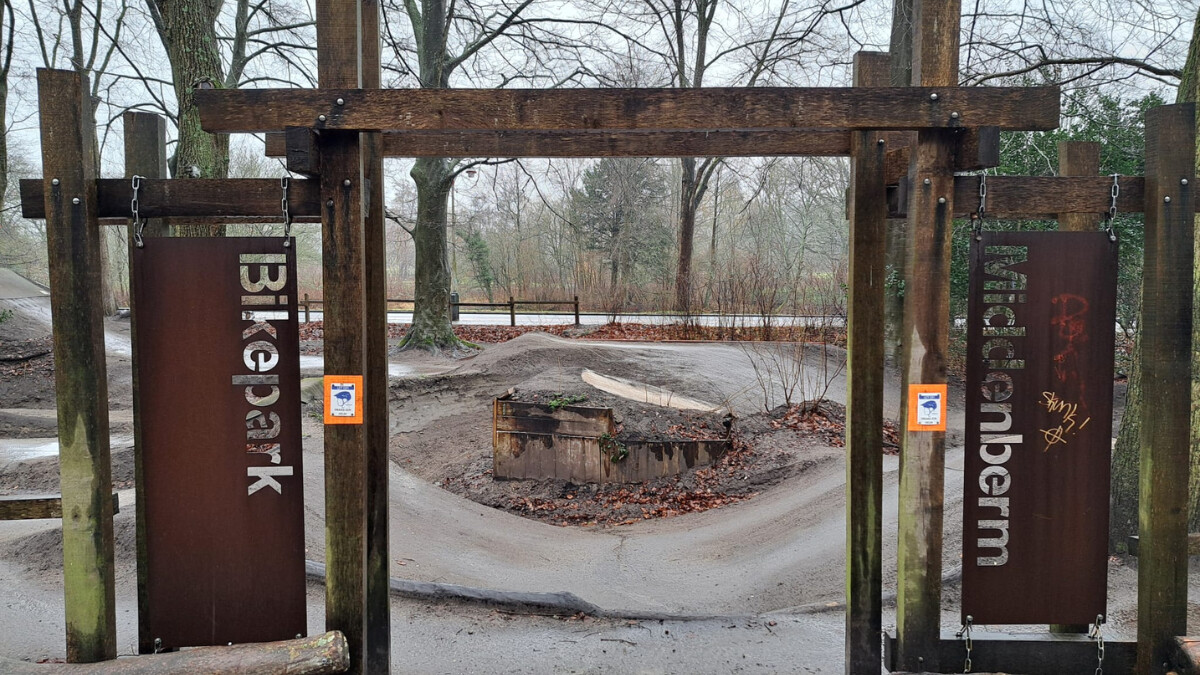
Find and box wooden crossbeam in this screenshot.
[0,493,119,520]
[196,86,1060,134]
[20,178,321,220]
[886,175,1165,219]
[267,128,855,158]
[884,631,1136,674]
[21,175,1181,224]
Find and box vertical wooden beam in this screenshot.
[1057,141,1101,233]
[37,68,116,663]
[123,110,168,656]
[845,51,890,675]
[360,0,391,671]
[895,0,959,670]
[1137,103,1195,675]
[1049,140,1101,637]
[316,1,370,673]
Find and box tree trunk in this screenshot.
[401,157,461,350]
[1110,5,1200,548]
[155,0,229,237]
[674,157,698,313]
[1185,8,1200,534]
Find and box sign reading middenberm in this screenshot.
[962,231,1117,625]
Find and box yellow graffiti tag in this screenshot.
[1038,391,1090,452]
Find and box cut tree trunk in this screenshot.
[0,631,348,674]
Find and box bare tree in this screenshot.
[591,0,869,313]
[381,0,612,351]
[142,0,314,235]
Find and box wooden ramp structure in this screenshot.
[16,0,1199,672]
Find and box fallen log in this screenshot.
[0,631,348,674]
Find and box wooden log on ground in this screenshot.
[38,67,117,664]
[0,494,119,520]
[195,86,1061,134]
[845,50,889,675]
[0,631,349,674]
[1137,103,1195,675]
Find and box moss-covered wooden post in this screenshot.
[123,110,169,655]
[845,50,890,675]
[37,67,117,663]
[1137,102,1195,675]
[895,0,960,670]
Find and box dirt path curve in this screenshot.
[302,337,969,616]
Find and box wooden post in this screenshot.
[359,0,391,670]
[1057,141,1101,233]
[845,51,889,675]
[304,293,311,324]
[37,68,117,663]
[315,0,371,671]
[574,295,580,326]
[123,110,168,656]
[510,296,516,326]
[1049,140,1100,636]
[895,0,960,670]
[1137,103,1195,675]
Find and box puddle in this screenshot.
[298,355,428,379]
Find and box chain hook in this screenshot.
[1089,614,1105,675]
[955,615,974,673]
[1104,174,1119,243]
[281,176,293,248]
[131,175,145,248]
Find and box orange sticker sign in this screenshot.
[907,384,947,431]
[324,375,363,425]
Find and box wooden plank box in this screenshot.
[493,395,730,484]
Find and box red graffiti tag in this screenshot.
[1050,293,1089,402]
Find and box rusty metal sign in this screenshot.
[132,238,305,648]
[961,230,1117,625]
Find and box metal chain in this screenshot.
[281,176,293,248]
[955,615,974,673]
[1089,614,1105,675]
[131,175,145,248]
[1104,174,1119,242]
[971,174,987,241]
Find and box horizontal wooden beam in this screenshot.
[887,175,1163,219]
[884,630,1134,674]
[0,493,119,520]
[20,178,320,220]
[197,86,1060,134]
[266,128,855,158]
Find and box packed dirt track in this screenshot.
[0,290,1171,670]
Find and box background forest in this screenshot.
[0,0,1191,328]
